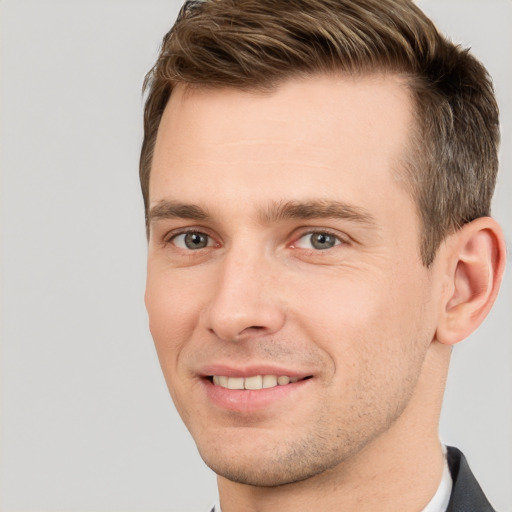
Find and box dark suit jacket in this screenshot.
[446,446,495,512]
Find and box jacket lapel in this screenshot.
[446,446,495,512]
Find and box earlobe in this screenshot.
[436,217,506,346]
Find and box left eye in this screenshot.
[172,231,213,250]
[294,232,341,250]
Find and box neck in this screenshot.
[217,342,451,512]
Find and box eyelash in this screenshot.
[163,227,348,252]
[164,228,217,249]
[292,229,347,250]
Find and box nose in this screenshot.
[200,247,286,342]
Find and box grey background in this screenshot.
[0,0,510,511]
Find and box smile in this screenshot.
[202,371,313,411]
[211,375,307,390]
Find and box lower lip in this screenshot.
[201,378,311,413]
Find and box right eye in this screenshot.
[171,231,214,250]
[294,231,342,250]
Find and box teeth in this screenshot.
[262,375,277,388]
[212,375,302,390]
[244,375,263,390]
[227,377,244,390]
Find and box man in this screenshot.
[140,0,506,510]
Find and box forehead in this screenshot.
[149,74,415,218]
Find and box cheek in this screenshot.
[145,269,200,367]
[290,265,434,373]
[145,270,206,422]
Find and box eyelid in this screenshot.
[162,226,219,247]
[290,228,349,248]
[159,225,350,251]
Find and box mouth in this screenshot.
[200,368,314,412]
[208,374,312,390]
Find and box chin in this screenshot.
[195,430,362,488]
[203,453,338,488]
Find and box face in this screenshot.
[145,75,440,487]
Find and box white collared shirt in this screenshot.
[420,451,453,512]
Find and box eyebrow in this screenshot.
[260,200,377,227]
[147,199,376,227]
[147,200,210,223]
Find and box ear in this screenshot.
[435,217,506,346]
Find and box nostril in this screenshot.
[229,325,267,342]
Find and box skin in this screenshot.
[144,75,505,511]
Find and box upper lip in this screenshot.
[198,364,312,379]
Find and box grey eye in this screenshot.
[295,232,341,250]
[310,233,337,250]
[173,232,211,250]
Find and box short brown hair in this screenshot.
[140,0,500,265]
